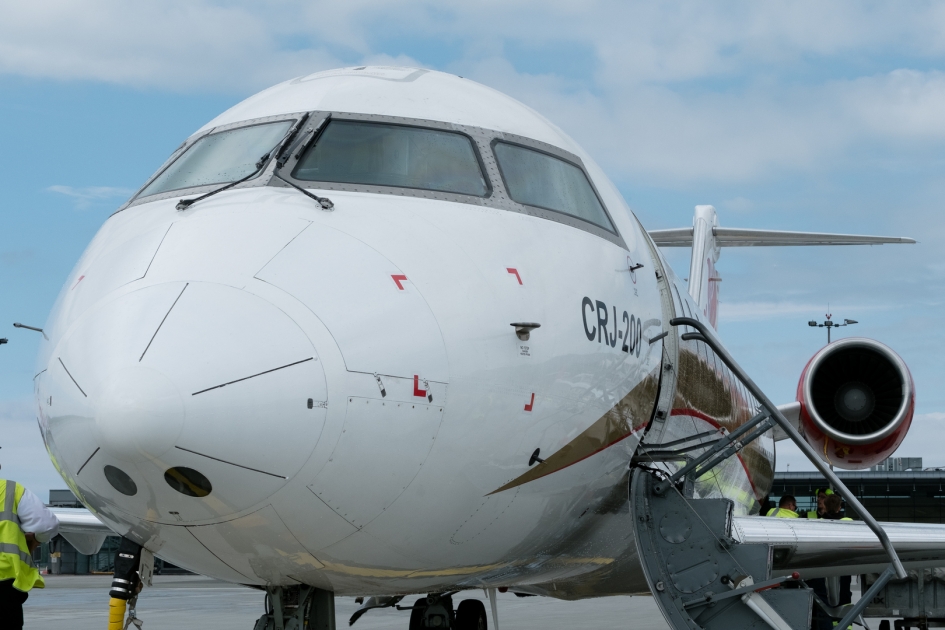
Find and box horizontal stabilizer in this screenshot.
[649,227,916,247]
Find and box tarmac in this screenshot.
[23,574,671,629]
[24,574,899,629]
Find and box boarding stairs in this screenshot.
[629,317,908,630]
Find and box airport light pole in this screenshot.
[808,314,857,344]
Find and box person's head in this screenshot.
[779,495,797,511]
[825,494,842,514]
[817,489,828,512]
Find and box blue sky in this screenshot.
[2,1,945,496]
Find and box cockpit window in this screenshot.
[292,121,489,197]
[140,121,294,197]
[493,142,614,232]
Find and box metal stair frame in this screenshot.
[631,316,908,630]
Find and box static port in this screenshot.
[104,465,138,496]
[164,467,212,497]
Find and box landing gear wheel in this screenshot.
[408,597,428,630]
[455,599,488,630]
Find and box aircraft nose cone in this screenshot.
[42,280,329,522]
[93,366,184,463]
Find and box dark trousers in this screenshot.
[808,578,832,630]
[0,579,28,630]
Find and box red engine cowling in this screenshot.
[797,337,915,470]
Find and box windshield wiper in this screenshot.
[273,113,311,169]
[176,114,312,212]
[271,113,335,210]
[289,113,331,164]
[271,173,334,210]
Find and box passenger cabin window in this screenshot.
[292,121,489,197]
[140,121,294,196]
[493,142,614,232]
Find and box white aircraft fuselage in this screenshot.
[35,67,771,598]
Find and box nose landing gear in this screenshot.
[400,594,489,630]
[253,585,336,630]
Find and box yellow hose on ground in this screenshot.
[108,597,127,630]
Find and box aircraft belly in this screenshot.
[187,506,330,587]
[140,523,259,584]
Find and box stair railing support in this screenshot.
[669,316,907,580]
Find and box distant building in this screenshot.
[871,457,923,472]
[770,461,945,523]
[40,490,188,575]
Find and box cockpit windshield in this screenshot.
[140,120,293,197]
[292,121,489,197]
[493,142,614,232]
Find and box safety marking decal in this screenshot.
[392,274,408,290]
[413,375,433,402]
[524,393,535,412]
[506,268,522,285]
[71,275,85,290]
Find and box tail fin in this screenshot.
[649,207,916,330]
[687,205,721,328]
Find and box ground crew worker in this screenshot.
[766,495,800,518]
[803,488,830,519]
[0,479,59,629]
[822,493,853,623]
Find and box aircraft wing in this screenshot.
[649,227,916,247]
[733,516,945,578]
[50,507,115,555]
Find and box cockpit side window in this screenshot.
[493,141,615,233]
[139,120,294,197]
[292,121,489,197]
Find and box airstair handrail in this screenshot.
[669,316,907,581]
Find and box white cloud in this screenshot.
[718,301,893,322]
[5,3,945,182]
[48,185,135,209]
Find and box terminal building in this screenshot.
[769,457,945,522]
[34,490,186,575]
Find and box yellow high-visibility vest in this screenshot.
[0,480,44,592]
[766,507,799,518]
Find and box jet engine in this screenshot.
[796,337,914,469]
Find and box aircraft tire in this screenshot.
[454,599,487,630]
[408,597,427,630]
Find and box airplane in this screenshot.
[30,65,940,630]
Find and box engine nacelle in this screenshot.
[796,337,914,470]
